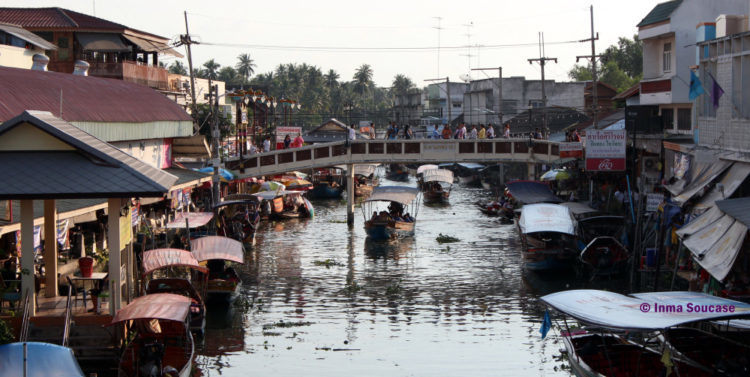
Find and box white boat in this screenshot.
[518,203,577,271]
[421,169,453,204]
[362,186,420,241]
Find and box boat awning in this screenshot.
[253,190,283,201]
[456,163,484,170]
[518,203,575,235]
[541,289,750,331]
[417,164,439,175]
[191,235,244,263]
[506,180,561,204]
[0,342,84,377]
[122,33,184,57]
[354,164,377,177]
[165,212,213,229]
[666,160,732,206]
[0,23,57,50]
[142,248,208,275]
[75,32,130,52]
[110,293,191,325]
[365,186,420,205]
[559,202,598,217]
[423,169,454,184]
[694,162,750,213]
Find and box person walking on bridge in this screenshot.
[442,124,452,139]
[468,125,478,139]
[478,124,486,139]
[486,124,495,139]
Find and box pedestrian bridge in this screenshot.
[224,138,562,178]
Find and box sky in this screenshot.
[6,0,661,87]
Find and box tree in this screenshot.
[236,53,256,82]
[168,61,188,75]
[391,74,415,97]
[202,59,221,80]
[353,64,374,110]
[218,66,241,87]
[324,69,340,89]
[567,35,642,93]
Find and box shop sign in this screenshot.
[585,130,626,171]
[559,142,583,158]
[646,193,663,212]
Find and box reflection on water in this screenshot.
[195,175,582,376]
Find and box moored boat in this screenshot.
[215,194,261,246]
[254,190,313,220]
[518,203,577,271]
[386,164,410,182]
[308,167,344,199]
[362,186,420,241]
[191,235,244,304]
[110,293,195,377]
[0,342,85,377]
[421,169,453,204]
[352,164,379,198]
[416,164,439,188]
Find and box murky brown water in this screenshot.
[194,172,610,377]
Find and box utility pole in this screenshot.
[210,83,221,214]
[433,17,443,77]
[577,5,603,128]
[461,22,475,74]
[426,77,451,126]
[472,67,503,125]
[177,11,199,122]
[528,33,557,137]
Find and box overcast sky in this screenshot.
[7,0,660,87]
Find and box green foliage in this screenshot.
[91,248,109,267]
[195,103,234,143]
[235,53,257,82]
[392,74,416,97]
[202,59,221,80]
[312,259,344,268]
[0,319,14,344]
[436,233,460,244]
[568,35,642,93]
[168,60,188,75]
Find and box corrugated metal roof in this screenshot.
[0,66,192,124]
[0,110,177,199]
[0,7,127,30]
[0,22,57,50]
[717,197,750,229]
[637,0,682,28]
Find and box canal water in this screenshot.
[195,172,622,376]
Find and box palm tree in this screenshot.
[391,74,415,97]
[168,61,187,75]
[202,59,221,80]
[353,64,373,110]
[324,69,339,89]
[235,53,256,83]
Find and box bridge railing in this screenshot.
[224,138,561,177]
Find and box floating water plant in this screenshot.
[436,233,460,243]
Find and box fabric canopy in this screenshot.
[122,34,184,57]
[111,293,191,325]
[682,214,735,259]
[0,24,57,50]
[417,164,439,175]
[423,169,454,184]
[695,221,747,281]
[560,202,598,216]
[542,289,750,331]
[353,164,377,177]
[717,197,750,229]
[365,186,420,205]
[166,212,214,229]
[142,248,208,275]
[667,160,732,206]
[191,235,244,263]
[253,190,284,200]
[694,162,750,212]
[506,180,561,204]
[75,32,130,52]
[518,203,575,235]
[676,205,723,238]
[0,342,84,377]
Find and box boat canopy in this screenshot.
[559,202,598,217]
[423,169,454,184]
[214,199,259,210]
[541,289,750,331]
[350,164,377,176]
[456,163,484,170]
[506,180,561,204]
[417,164,439,175]
[166,212,214,229]
[110,293,191,325]
[0,342,85,377]
[253,190,284,200]
[223,193,261,202]
[142,248,208,275]
[365,186,420,205]
[191,235,244,264]
[146,278,203,302]
[518,204,575,235]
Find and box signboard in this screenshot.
[585,130,626,171]
[559,142,583,158]
[276,126,302,142]
[646,193,663,212]
[422,142,455,153]
[119,208,132,250]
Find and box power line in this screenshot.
[197,40,580,53]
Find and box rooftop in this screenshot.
[637,0,682,28]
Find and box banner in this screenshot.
[276,126,302,143]
[585,130,626,171]
[559,142,583,158]
[0,200,11,222]
[119,207,132,250]
[56,219,70,249]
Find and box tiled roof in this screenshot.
[637,0,682,28]
[0,110,177,199]
[0,66,192,123]
[0,7,126,30]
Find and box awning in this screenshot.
[122,33,184,58]
[165,167,212,191]
[518,203,575,235]
[541,289,750,331]
[0,23,57,50]
[717,197,750,228]
[683,213,735,258]
[75,32,130,52]
[353,164,377,177]
[559,202,598,217]
[694,162,750,212]
[0,342,84,377]
[365,186,420,205]
[142,248,208,275]
[423,169,454,184]
[666,160,732,205]
[165,212,214,229]
[110,293,191,325]
[191,235,244,263]
[417,164,439,175]
[505,180,562,204]
[677,205,723,238]
[695,220,747,281]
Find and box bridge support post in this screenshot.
[346,163,355,226]
[526,162,535,180]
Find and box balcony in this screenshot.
[87,60,168,90]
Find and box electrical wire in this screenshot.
[198,40,581,53]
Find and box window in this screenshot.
[452,102,461,108]
[529,100,544,109]
[663,43,672,73]
[677,108,691,131]
[662,108,674,130]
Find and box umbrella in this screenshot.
[540,169,572,181]
[196,167,235,181]
[282,178,313,191]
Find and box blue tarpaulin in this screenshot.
[196,167,235,181]
[0,342,84,377]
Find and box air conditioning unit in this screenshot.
[642,156,659,173]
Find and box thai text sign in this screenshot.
[276,127,302,142]
[559,142,583,158]
[585,130,626,171]
[646,193,663,212]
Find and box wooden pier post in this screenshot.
[346,163,355,226]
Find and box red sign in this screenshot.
[559,142,583,158]
[585,158,626,171]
